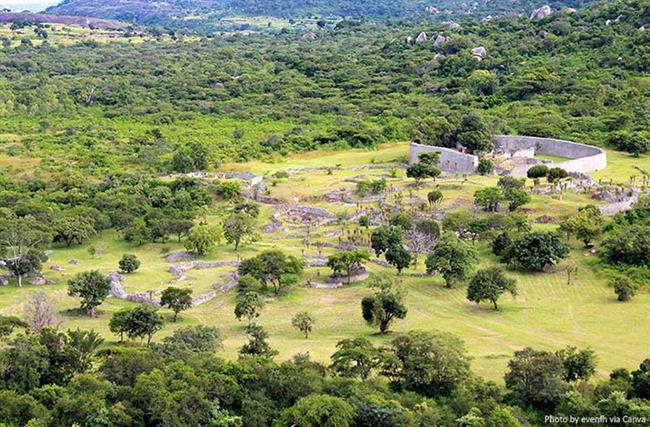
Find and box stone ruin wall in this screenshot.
[410,136,607,175]
[409,142,478,174]
[492,135,607,174]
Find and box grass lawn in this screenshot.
[0,142,647,383]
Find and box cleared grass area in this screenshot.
[0,142,646,383]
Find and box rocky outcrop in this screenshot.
[530,5,552,21]
[416,32,428,44]
[165,251,197,263]
[425,5,438,14]
[471,46,487,60]
[433,34,449,48]
[169,260,241,281]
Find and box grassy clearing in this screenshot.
[0,142,647,382]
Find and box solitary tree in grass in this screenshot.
[427,190,443,207]
[238,250,303,295]
[361,277,407,334]
[559,205,603,248]
[67,270,111,316]
[223,212,256,250]
[185,224,221,256]
[467,267,517,310]
[292,311,315,339]
[123,305,164,345]
[406,162,441,186]
[234,291,264,325]
[385,245,412,275]
[118,254,140,274]
[426,235,477,288]
[327,249,370,283]
[160,287,193,321]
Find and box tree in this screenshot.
[631,359,650,399]
[160,287,193,321]
[505,347,569,409]
[383,330,471,397]
[504,188,530,211]
[477,158,494,175]
[291,311,315,339]
[0,315,28,339]
[361,277,407,334]
[406,220,440,267]
[327,249,369,283]
[467,267,517,310]
[603,224,649,266]
[370,226,403,257]
[612,276,636,302]
[109,309,130,343]
[491,231,512,257]
[238,250,303,295]
[426,235,477,288]
[282,394,355,427]
[474,187,502,212]
[547,167,569,183]
[53,215,96,247]
[504,231,569,271]
[406,162,441,186]
[384,245,412,274]
[155,325,222,358]
[234,291,264,325]
[118,254,140,274]
[22,292,56,333]
[121,305,164,345]
[608,131,649,157]
[498,176,526,191]
[526,165,549,179]
[330,338,383,380]
[67,271,112,316]
[559,205,603,247]
[239,324,277,358]
[427,190,443,207]
[223,212,256,250]
[556,346,597,382]
[412,116,455,147]
[0,217,52,287]
[185,224,221,256]
[454,112,493,154]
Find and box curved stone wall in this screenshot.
[409,136,607,176]
[492,135,607,174]
[409,142,478,174]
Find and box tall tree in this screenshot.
[67,271,112,316]
[426,235,477,288]
[361,277,407,334]
[466,267,517,310]
[223,212,256,250]
[160,287,193,321]
[291,311,315,339]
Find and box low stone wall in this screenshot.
[409,142,478,174]
[492,135,607,174]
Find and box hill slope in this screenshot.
[46,0,598,26]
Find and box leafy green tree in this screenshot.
[118,254,141,274]
[234,291,264,325]
[474,187,502,212]
[631,359,650,399]
[155,325,222,358]
[109,309,130,342]
[370,226,403,256]
[603,224,649,266]
[498,176,526,191]
[0,217,52,287]
[0,315,28,339]
[505,347,569,409]
[67,270,112,316]
[291,311,315,339]
[238,250,303,295]
[547,167,569,183]
[426,235,477,288]
[185,224,222,256]
[504,188,530,211]
[491,231,512,257]
[383,330,471,397]
[223,212,256,250]
[121,305,164,345]
[4,250,47,288]
[53,215,96,247]
[559,205,603,247]
[477,158,495,175]
[412,116,455,147]
[0,334,48,393]
[526,165,549,179]
[608,131,649,157]
[384,245,412,274]
[281,394,355,427]
[556,346,597,382]
[406,162,441,186]
[612,276,637,302]
[454,112,493,154]
[327,249,370,283]
[330,338,383,380]
[239,324,278,358]
[361,277,407,334]
[486,406,520,427]
[160,287,193,321]
[467,267,517,310]
[467,69,498,96]
[504,231,569,271]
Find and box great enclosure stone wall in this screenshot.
[410,135,607,175]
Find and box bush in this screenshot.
[612,276,636,302]
[477,158,495,175]
[527,165,549,179]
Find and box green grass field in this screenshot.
[0,142,647,382]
